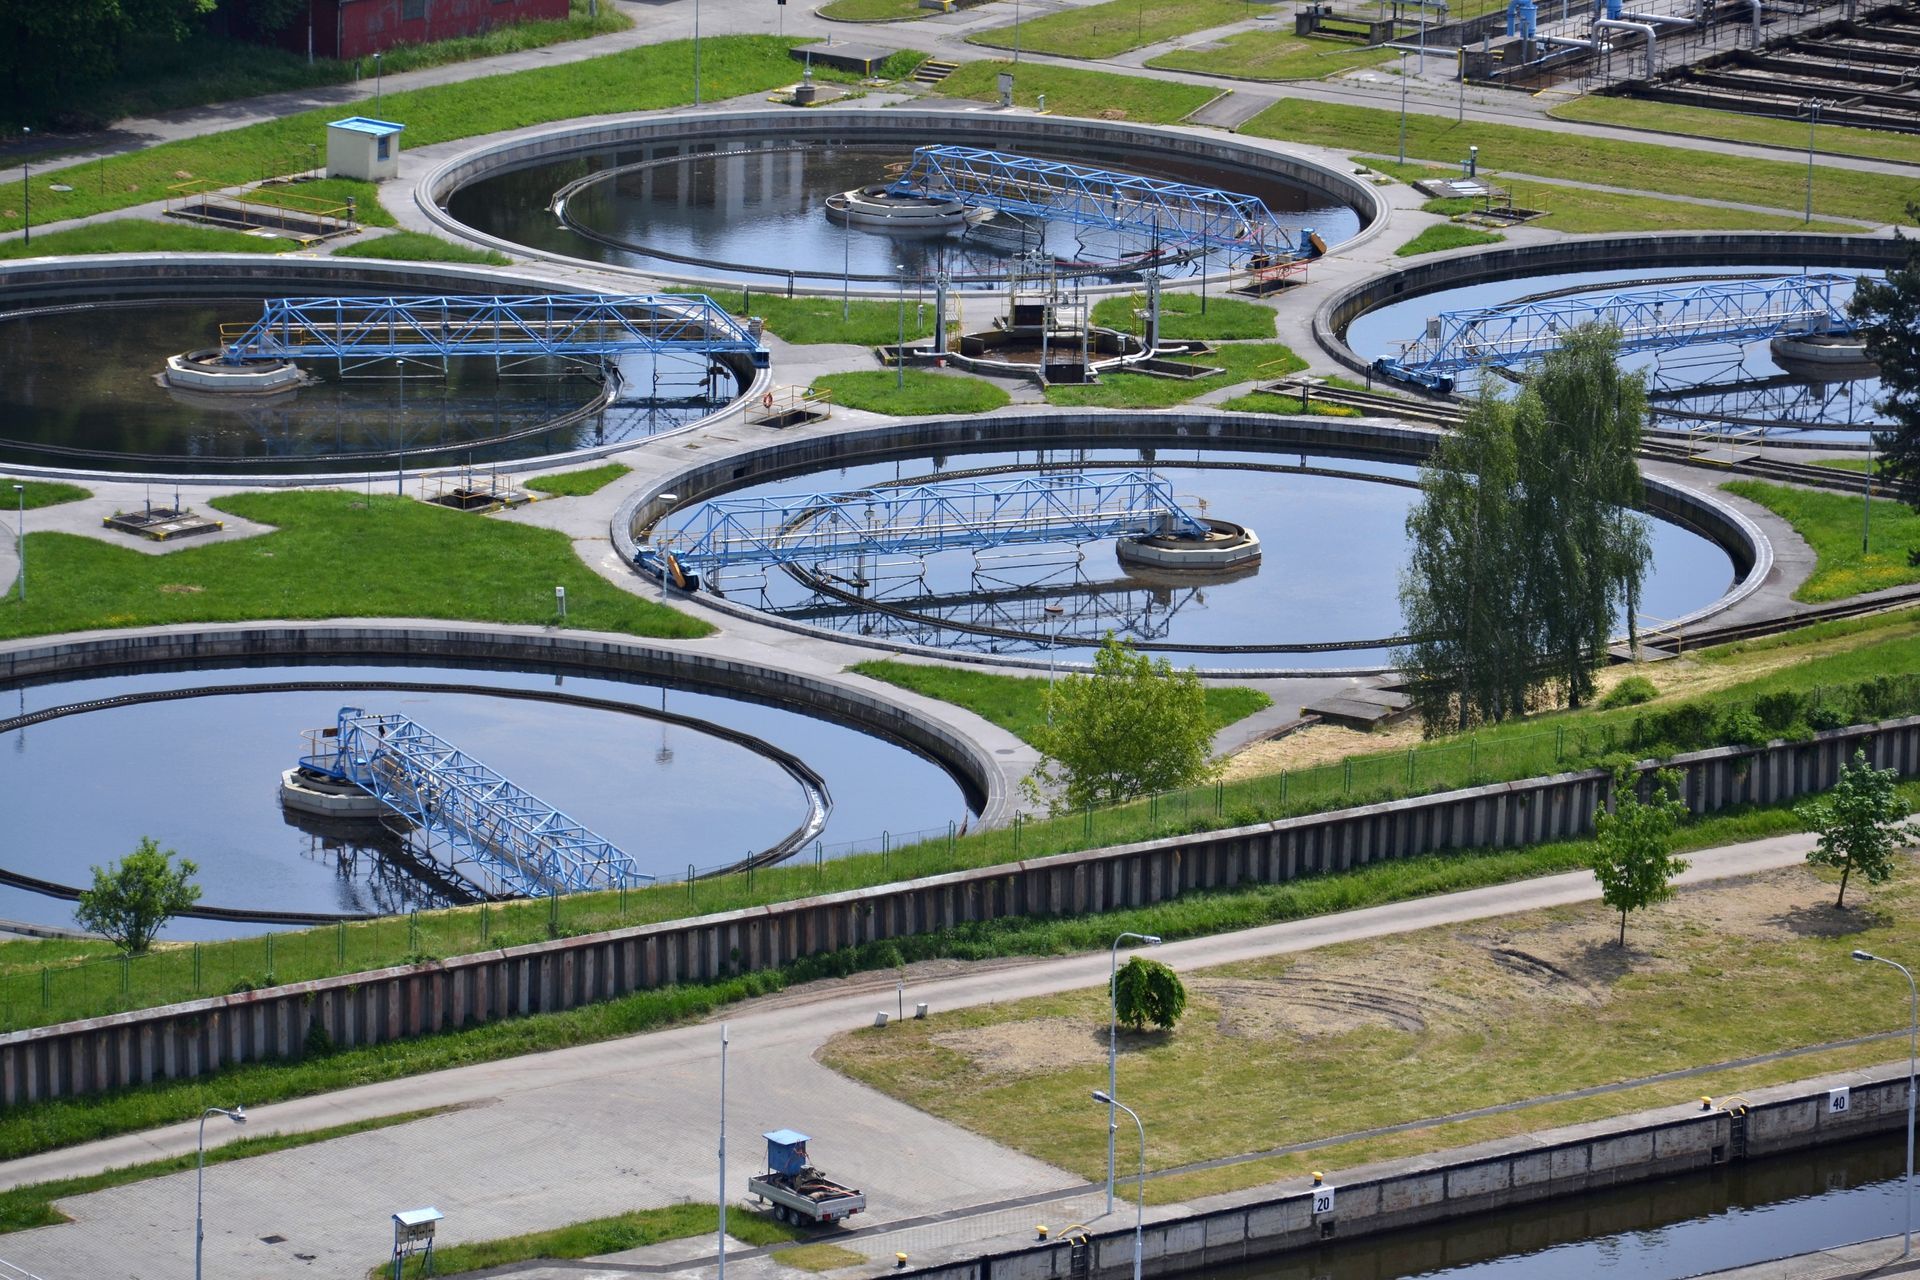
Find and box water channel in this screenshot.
[1205,1131,1907,1280]
[0,661,975,937]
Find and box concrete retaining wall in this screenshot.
[894,1065,1914,1280]
[4,680,1915,1105]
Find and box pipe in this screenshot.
[1751,0,1762,43]
[1622,10,1693,24]
[1596,17,1658,76]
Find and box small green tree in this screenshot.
[1026,634,1218,812]
[1591,767,1689,946]
[74,837,201,955]
[1796,750,1916,908]
[1113,956,1187,1032]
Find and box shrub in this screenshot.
[1597,676,1658,710]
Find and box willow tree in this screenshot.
[1398,323,1652,730]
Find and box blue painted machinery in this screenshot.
[218,293,769,369]
[639,471,1211,581]
[1373,274,1859,393]
[886,146,1321,260]
[306,707,650,898]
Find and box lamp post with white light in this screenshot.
[12,483,22,603]
[373,51,383,111]
[1107,930,1161,1213]
[895,264,908,390]
[196,1105,247,1280]
[1091,1090,1145,1280]
[1853,949,1916,1258]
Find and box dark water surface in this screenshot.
[0,662,973,936]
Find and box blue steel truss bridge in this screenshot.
[302,708,649,899]
[218,293,769,374]
[1374,274,1858,392]
[639,472,1211,583]
[887,146,1315,261]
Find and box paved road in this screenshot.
[0,831,1818,1279]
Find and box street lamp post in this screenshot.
[1044,602,1065,721]
[1091,1091,1146,1280]
[1800,98,1824,225]
[896,264,908,390]
[1398,50,1410,165]
[373,51,383,112]
[12,484,22,604]
[1853,950,1916,1258]
[20,126,30,248]
[717,1023,729,1280]
[1107,931,1162,1214]
[196,1105,247,1280]
[694,0,703,106]
[842,216,852,321]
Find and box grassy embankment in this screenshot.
[0,480,90,509]
[820,0,926,18]
[1549,95,1920,167]
[810,370,1012,416]
[0,489,707,643]
[1148,32,1398,80]
[0,800,1831,1165]
[523,463,632,497]
[932,63,1218,123]
[28,0,630,132]
[1237,102,1909,227]
[1396,222,1505,256]
[2,38,858,237]
[820,845,1920,1206]
[967,0,1251,59]
[851,659,1271,744]
[9,608,1920,1049]
[1087,292,1276,341]
[1724,480,1920,602]
[690,291,937,347]
[332,231,513,265]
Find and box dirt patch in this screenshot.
[157,583,205,595]
[1220,719,1425,780]
[932,1017,1111,1074]
[1195,976,1431,1037]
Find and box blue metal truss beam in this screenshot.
[313,708,649,899]
[221,294,769,369]
[642,472,1211,576]
[887,146,1302,257]
[1374,274,1857,391]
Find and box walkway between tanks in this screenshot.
[0,833,1828,1280]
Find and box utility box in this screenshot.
[327,117,405,181]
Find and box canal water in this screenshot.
[1206,1131,1906,1280]
[448,143,1362,288]
[0,661,974,936]
[668,446,1737,668]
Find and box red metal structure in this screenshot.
[275,0,569,61]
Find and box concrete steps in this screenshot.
[912,59,958,84]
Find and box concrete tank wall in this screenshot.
[2,628,1913,1105]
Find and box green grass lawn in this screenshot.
[1722,480,1920,602]
[819,846,1920,1205]
[0,480,90,510]
[811,369,1011,416]
[1089,292,1276,340]
[524,463,631,497]
[967,0,1250,59]
[1215,390,1362,417]
[377,1202,798,1279]
[1044,341,1305,408]
[0,490,708,642]
[332,231,513,265]
[1,1108,453,1234]
[1395,223,1505,256]
[5,37,838,236]
[1549,96,1920,168]
[932,62,1218,123]
[1243,99,1915,225]
[695,292,937,346]
[851,659,1271,745]
[0,220,299,259]
[820,0,926,17]
[1147,31,1398,80]
[250,177,396,226]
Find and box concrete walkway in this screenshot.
[0,832,1824,1279]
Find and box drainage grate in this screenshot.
[259,1235,287,1245]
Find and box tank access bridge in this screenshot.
[216,293,769,372]
[1373,273,1858,392]
[301,708,650,899]
[637,472,1213,588]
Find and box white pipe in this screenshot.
[1622,10,1693,24]
[1596,17,1658,75]
[1751,0,1762,44]
[1542,34,1598,46]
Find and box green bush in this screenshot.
[1597,676,1658,710]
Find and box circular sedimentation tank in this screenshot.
[428,110,1377,289]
